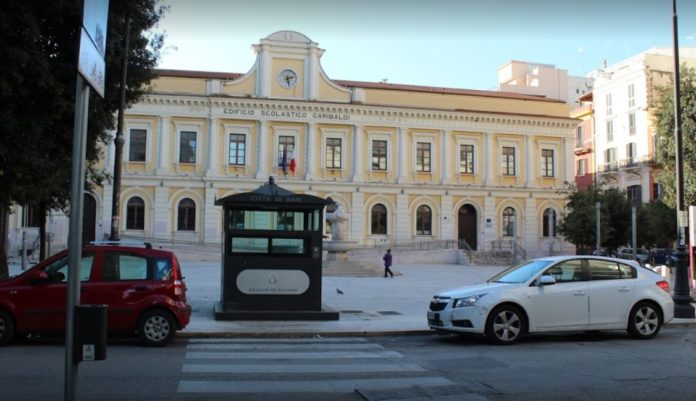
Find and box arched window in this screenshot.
[177,198,196,231]
[542,208,557,237]
[371,204,387,235]
[502,207,516,237]
[126,197,145,230]
[416,205,432,235]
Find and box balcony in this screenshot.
[597,162,618,173]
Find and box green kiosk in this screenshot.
[214,177,339,320]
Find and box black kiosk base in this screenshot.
[214,177,339,322]
[214,302,339,321]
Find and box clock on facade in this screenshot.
[278,69,298,89]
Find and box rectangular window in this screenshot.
[626,142,636,160]
[128,129,147,162]
[416,142,431,172]
[228,133,246,165]
[23,205,42,228]
[372,140,387,171]
[628,112,636,135]
[606,120,614,142]
[502,146,516,176]
[541,149,554,177]
[575,126,584,148]
[325,138,342,169]
[628,83,635,108]
[102,253,148,281]
[459,144,474,174]
[576,159,587,176]
[604,147,617,171]
[179,131,197,163]
[278,136,295,166]
[606,93,612,116]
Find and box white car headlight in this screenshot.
[453,294,486,308]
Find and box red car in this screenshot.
[0,242,191,346]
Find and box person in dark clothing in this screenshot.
[383,249,394,278]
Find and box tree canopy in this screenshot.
[652,65,696,208]
[0,0,167,278]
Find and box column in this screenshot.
[395,193,409,243]
[524,196,538,255]
[440,130,451,184]
[305,46,320,100]
[352,125,363,182]
[206,117,218,176]
[153,185,170,240]
[564,137,574,185]
[350,191,365,245]
[156,116,170,174]
[483,194,496,250]
[305,123,316,180]
[525,134,533,187]
[102,184,114,236]
[397,128,407,183]
[483,132,492,186]
[105,130,115,175]
[203,186,220,244]
[641,166,651,202]
[256,121,268,179]
[256,44,271,98]
[440,194,454,240]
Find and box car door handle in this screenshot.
[574,291,586,296]
[133,285,148,291]
[619,287,631,292]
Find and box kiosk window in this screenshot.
[271,238,307,255]
[231,237,268,253]
[228,210,306,231]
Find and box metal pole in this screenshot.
[632,206,637,260]
[671,0,694,318]
[595,201,601,254]
[65,74,90,401]
[110,16,131,241]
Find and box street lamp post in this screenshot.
[671,0,695,318]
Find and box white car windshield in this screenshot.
[488,260,553,283]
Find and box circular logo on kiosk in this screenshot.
[237,269,309,295]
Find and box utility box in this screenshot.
[214,177,338,320]
[73,304,107,362]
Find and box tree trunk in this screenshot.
[0,207,8,280]
[38,202,47,261]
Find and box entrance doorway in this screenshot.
[458,204,477,250]
[82,194,97,245]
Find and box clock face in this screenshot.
[278,69,298,89]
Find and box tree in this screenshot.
[0,1,166,279]
[558,185,632,254]
[652,65,696,208]
[637,200,677,248]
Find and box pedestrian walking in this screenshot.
[383,249,394,278]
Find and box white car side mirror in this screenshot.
[538,275,556,286]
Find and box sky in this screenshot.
[156,0,696,91]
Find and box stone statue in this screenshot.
[325,203,348,241]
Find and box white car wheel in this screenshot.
[486,305,526,345]
[628,302,662,339]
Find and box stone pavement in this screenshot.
[7,260,696,337]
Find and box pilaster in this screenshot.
[352,125,363,182]
[483,132,492,186]
[397,128,407,184]
[350,191,365,245]
[204,186,220,244]
[156,116,170,175]
[440,195,454,240]
[206,117,219,176]
[395,193,409,243]
[483,194,497,250]
[153,186,170,240]
[305,123,316,180]
[525,134,533,187]
[525,196,538,254]
[440,130,450,184]
[256,121,268,179]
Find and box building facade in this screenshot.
[498,60,593,106]
[8,31,578,258]
[590,47,696,204]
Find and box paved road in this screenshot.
[2,328,696,401]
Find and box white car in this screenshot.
[428,256,674,344]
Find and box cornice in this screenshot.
[135,94,578,131]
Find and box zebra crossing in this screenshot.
[177,337,455,397]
